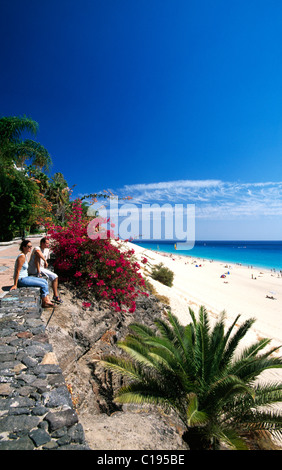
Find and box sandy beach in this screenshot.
[1,238,281,367]
[124,241,282,355]
[1,239,282,347]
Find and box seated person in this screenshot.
[28,237,62,304]
[11,239,54,308]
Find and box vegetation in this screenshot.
[0,115,52,171]
[0,115,71,240]
[0,115,119,241]
[102,307,282,450]
[151,262,174,287]
[47,199,149,313]
[0,114,148,314]
[0,164,39,241]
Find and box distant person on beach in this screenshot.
[28,237,62,304]
[10,239,54,308]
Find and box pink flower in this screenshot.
[82,302,92,308]
[89,272,98,278]
[129,301,136,313]
[47,198,148,315]
[106,259,116,267]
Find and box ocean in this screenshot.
[131,240,282,271]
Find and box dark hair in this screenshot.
[40,237,48,245]
[19,239,31,251]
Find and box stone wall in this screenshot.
[0,287,89,450]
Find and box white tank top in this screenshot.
[14,254,28,279]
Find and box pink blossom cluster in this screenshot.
[47,200,148,313]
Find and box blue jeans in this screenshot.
[18,276,49,298]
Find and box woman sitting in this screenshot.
[10,239,54,308]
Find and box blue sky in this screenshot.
[1,0,282,239]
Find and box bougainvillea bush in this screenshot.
[47,199,148,313]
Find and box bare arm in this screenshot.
[10,255,25,290]
[35,248,48,268]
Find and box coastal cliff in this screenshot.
[41,285,189,450]
[0,284,188,450]
[0,287,89,450]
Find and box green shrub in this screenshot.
[0,166,37,241]
[151,262,174,287]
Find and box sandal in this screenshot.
[53,296,63,304]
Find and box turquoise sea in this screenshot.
[132,240,282,271]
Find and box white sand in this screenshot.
[123,241,282,359]
[122,240,282,404]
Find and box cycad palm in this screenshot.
[102,307,282,450]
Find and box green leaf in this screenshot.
[186,393,208,427]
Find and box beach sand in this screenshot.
[1,239,282,373]
[123,241,282,408]
[1,239,281,347]
[124,241,282,355]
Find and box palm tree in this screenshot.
[46,172,71,224]
[102,307,282,450]
[0,115,52,171]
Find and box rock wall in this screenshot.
[0,285,188,451]
[41,286,188,451]
[0,287,89,450]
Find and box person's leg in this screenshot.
[52,277,59,297]
[18,276,53,306]
[40,268,62,302]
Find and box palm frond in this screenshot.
[101,356,149,382]
[128,322,156,339]
[186,393,208,427]
[215,428,249,450]
[221,317,256,368]
[0,115,38,143]
[114,381,176,411]
[154,316,176,342]
[205,373,255,411]
[229,355,282,383]
[121,330,186,374]
[235,408,282,441]
[192,306,211,379]
[239,337,273,360]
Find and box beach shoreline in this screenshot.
[125,241,282,354]
[132,240,282,273]
[1,238,281,343]
[1,239,281,348]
